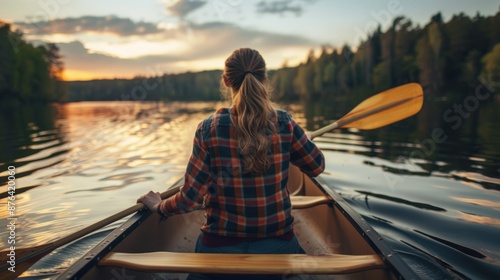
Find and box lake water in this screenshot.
[0,98,499,279]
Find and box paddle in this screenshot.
[0,185,180,280]
[1,82,423,279]
[309,83,423,139]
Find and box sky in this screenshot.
[1,0,499,81]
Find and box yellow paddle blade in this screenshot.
[310,83,423,138]
[338,83,423,130]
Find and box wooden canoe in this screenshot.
[57,165,420,279]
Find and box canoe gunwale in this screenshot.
[57,210,152,280]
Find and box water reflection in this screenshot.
[0,104,64,194]
[456,211,500,227]
[450,171,500,191]
[451,196,500,210]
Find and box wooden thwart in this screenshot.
[99,252,385,274]
[290,195,332,209]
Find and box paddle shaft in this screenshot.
[0,185,180,278]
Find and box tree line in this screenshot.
[64,70,223,102]
[0,22,65,104]
[272,10,500,103]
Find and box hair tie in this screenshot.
[244,70,252,75]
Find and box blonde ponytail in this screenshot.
[223,48,276,174]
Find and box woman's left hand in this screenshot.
[137,191,162,211]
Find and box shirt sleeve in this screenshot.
[289,118,325,177]
[159,122,212,216]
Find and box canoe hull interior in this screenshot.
[59,166,408,280]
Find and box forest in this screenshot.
[0,22,65,104]
[65,70,223,102]
[271,11,500,104]
[1,10,499,104]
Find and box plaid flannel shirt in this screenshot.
[158,107,325,238]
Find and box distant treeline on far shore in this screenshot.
[1,10,499,105]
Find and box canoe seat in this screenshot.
[290,196,332,209]
[99,252,385,275]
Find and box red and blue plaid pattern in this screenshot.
[159,107,325,238]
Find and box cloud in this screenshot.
[255,0,317,16]
[56,40,178,80]
[55,22,316,80]
[14,16,163,36]
[184,21,313,58]
[165,0,207,18]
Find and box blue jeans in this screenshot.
[186,233,304,280]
